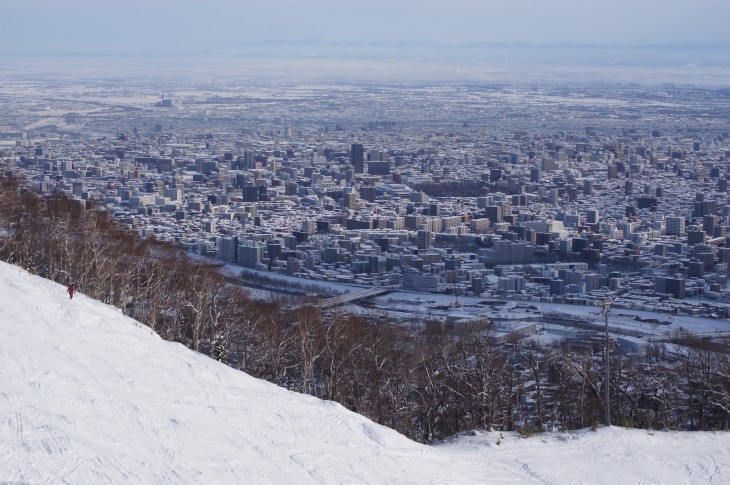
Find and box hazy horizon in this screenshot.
[3,0,729,57]
[3,1,730,88]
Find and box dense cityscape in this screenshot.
[2,75,729,325]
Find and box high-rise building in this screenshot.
[567,187,578,202]
[693,200,718,218]
[401,268,438,292]
[359,186,377,202]
[703,215,718,236]
[323,247,340,264]
[469,218,490,234]
[541,158,557,171]
[411,191,429,204]
[286,257,300,275]
[530,167,541,182]
[367,161,391,176]
[583,179,593,195]
[587,209,600,224]
[585,273,600,292]
[417,230,431,250]
[564,213,580,228]
[687,230,706,245]
[548,188,560,204]
[665,216,685,236]
[266,242,283,261]
[404,215,421,230]
[549,279,565,296]
[301,219,316,234]
[637,197,658,210]
[242,149,256,169]
[607,164,618,179]
[242,185,259,202]
[217,236,238,262]
[688,261,704,278]
[350,143,364,173]
[238,242,263,268]
[344,191,358,210]
[484,205,502,223]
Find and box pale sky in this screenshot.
[3,0,729,55]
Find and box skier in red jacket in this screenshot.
[67,284,75,300]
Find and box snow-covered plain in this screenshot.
[1,260,729,484]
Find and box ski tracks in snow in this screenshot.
[3,262,730,485]
[519,462,551,484]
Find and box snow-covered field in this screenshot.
[1,260,728,484]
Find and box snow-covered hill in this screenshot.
[1,260,728,484]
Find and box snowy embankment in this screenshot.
[0,260,728,484]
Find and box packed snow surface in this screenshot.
[0,261,728,484]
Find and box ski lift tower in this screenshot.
[600,298,612,427]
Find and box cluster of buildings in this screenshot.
[2,84,730,319]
